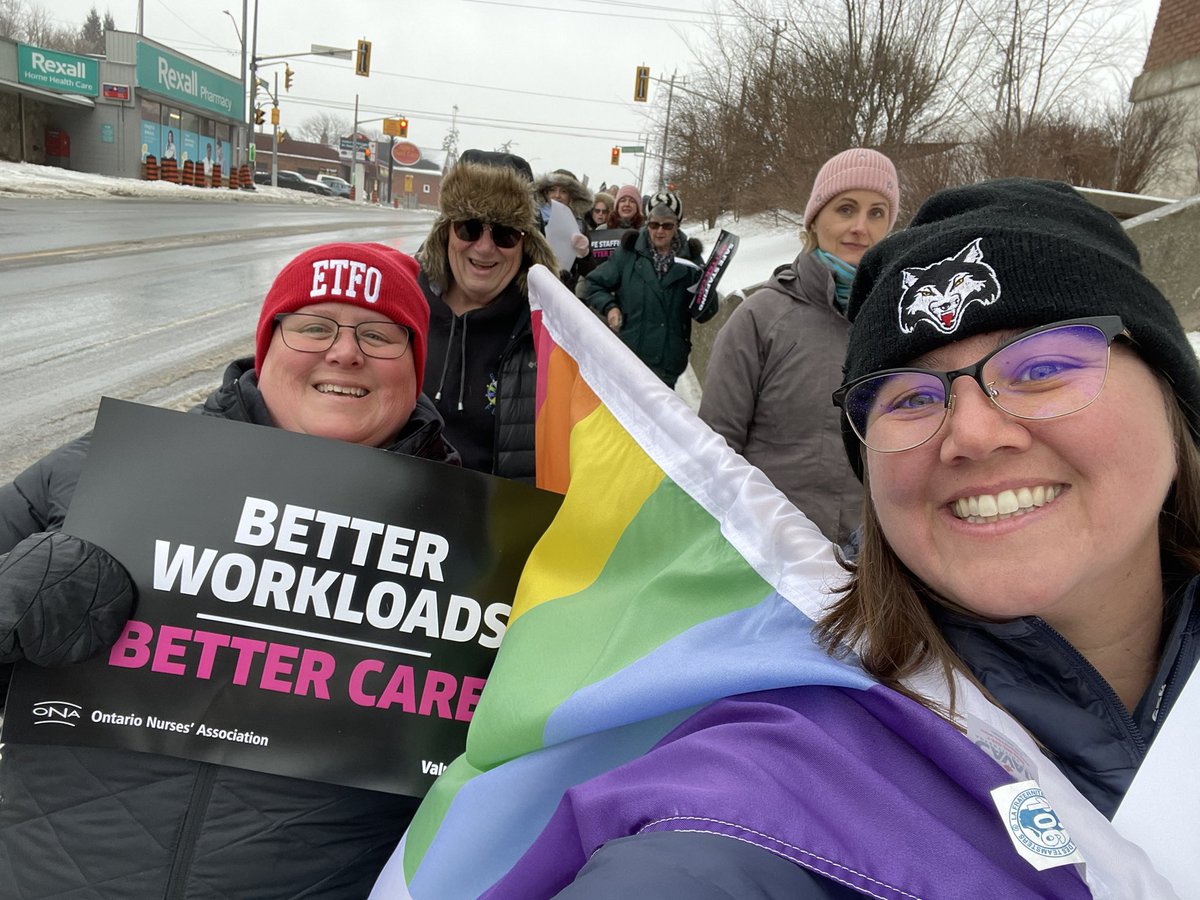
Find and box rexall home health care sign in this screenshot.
[2,400,561,797]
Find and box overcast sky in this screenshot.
[41,0,1161,193]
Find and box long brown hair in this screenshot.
[815,373,1200,712]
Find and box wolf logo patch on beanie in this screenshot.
[839,177,1200,479]
[899,238,1001,336]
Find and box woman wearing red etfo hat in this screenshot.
[0,242,457,898]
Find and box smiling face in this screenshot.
[258,301,417,448]
[865,332,1176,637]
[446,222,524,311]
[812,189,891,266]
[616,195,639,220]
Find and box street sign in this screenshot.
[620,145,646,153]
[310,44,353,60]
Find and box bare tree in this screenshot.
[1106,97,1185,194]
[295,113,350,147]
[0,0,22,39]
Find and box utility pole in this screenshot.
[271,70,279,187]
[237,0,248,167]
[248,0,259,172]
[352,93,362,201]
[658,70,677,191]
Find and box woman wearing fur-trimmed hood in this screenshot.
[416,157,558,482]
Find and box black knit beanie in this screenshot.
[840,177,1200,479]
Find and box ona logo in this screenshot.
[1006,787,1077,859]
[32,700,83,726]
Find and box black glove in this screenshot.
[0,532,136,666]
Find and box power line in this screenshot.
[296,56,637,107]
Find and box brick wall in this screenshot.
[1143,0,1200,72]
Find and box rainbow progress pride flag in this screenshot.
[370,267,1177,899]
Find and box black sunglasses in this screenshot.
[452,219,524,249]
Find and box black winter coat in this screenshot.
[421,276,537,482]
[0,359,459,900]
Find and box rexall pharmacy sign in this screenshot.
[135,43,244,121]
[18,45,98,96]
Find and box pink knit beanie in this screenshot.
[803,148,899,230]
[255,242,429,395]
[615,184,642,212]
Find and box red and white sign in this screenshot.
[391,141,421,166]
[102,82,130,101]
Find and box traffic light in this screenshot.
[271,107,280,127]
[398,117,408,138]
[254,106,264,126]
[356,38,372,77]
[284,65,294,92]
[634,65,650,102]
[611,146,620,166]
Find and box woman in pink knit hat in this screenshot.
[700,147,899,548]
[606,184,646,231]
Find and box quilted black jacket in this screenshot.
[0,360,457,899]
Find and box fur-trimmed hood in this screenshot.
[418,162,558,295]
[533,169,593,220]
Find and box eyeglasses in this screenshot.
[593,206,609,215]
[832,316,1128,453]
[275,313,411,359]
[451,219,524,249]
[647,221,676,231]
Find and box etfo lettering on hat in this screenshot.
[310,258,383,305]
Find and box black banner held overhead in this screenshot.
[2,399,562,797]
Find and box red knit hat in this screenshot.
[803,148,899,230]
[255,242,429,395]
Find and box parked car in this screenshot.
[253,169,333,195]
[317,174,352,198]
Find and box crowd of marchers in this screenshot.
[1,143,1197,899]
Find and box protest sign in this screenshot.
[587,228,633,267]
[690,229,740,317]
[2,399,562,797]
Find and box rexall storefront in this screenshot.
[0,31,244,180]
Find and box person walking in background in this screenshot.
[583,200,715,388]
[585,191,614,234]
[0,242,459,899]
[417,153,559,482]
[607,184,645,231]
[534,168,592,288]
[699,148,899,546]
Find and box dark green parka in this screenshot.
[583,227,715,387]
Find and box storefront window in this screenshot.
[139,98,160,161]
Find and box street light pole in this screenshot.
[248,0,260,172]
[222,6,247,168]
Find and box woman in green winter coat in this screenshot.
[582,201,716,388]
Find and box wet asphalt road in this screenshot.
[0,196,434,484]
